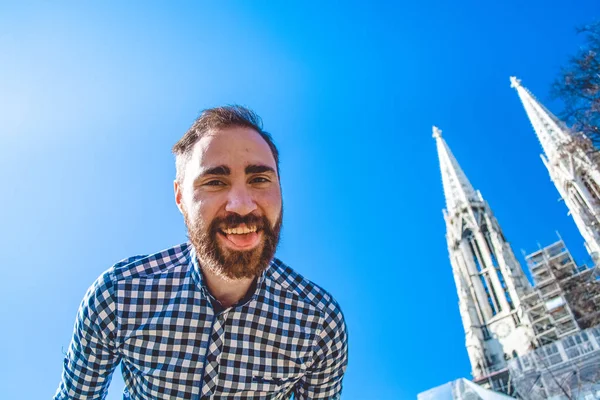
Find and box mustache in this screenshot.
[211,213,266,231]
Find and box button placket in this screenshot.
[200,313,228,397]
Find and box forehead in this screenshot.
[187,126,276,171]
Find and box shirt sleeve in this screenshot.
[54,270,121,399]
[294,299,349,400]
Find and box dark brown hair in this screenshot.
[172,105,280,182]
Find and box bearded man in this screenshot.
[54,106,348,399]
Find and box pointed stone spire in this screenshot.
[510,76,572,163]
[511,77,600,262]
[433,126,480,213]
[433,127,535,388]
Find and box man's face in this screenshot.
[174,126,283,280]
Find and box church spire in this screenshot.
[433,128,534,388]
[510,76,572,163]
[433,126,480,213]
[511,77,600,262]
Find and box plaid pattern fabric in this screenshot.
[54,243,348,399]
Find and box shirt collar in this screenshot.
[187,242,269,309]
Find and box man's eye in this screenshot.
[250,177,270,184]
[204,180,225,186]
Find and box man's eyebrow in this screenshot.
[245,164,276,175]
[200,165,231,177]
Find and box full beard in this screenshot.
[183,209,282,280]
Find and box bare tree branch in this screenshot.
[552,21,600,148]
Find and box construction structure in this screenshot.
[521,240,585,347]
[433,126,536,394]
[508,325,600,399]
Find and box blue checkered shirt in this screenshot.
[54,243,348,399]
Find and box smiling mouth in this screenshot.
[222,225,258,235]
[218,224,262,250]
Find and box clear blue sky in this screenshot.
[1,1,598,399]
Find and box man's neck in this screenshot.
[201,266,256,309]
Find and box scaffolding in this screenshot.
[508,326,600,399]
[521,240,582,346]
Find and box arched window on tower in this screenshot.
[480,273,499,316]
[581,173,600,225]
[582,173,600,202]
[495,267,515,310]
[473,240,488,270]
[568,183,588,212]
[481,223,498,267]
[464,229,485,273]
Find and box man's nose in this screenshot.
[225,185,257,216]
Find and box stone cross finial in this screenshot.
[510,76,521,89]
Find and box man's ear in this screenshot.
[174,180,184,215]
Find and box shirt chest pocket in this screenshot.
[220,372,302,399]
[217,347,307,398]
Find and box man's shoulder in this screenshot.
[108,242,192,282]
[266,258,343,317]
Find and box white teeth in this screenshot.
[224,226,257,235]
